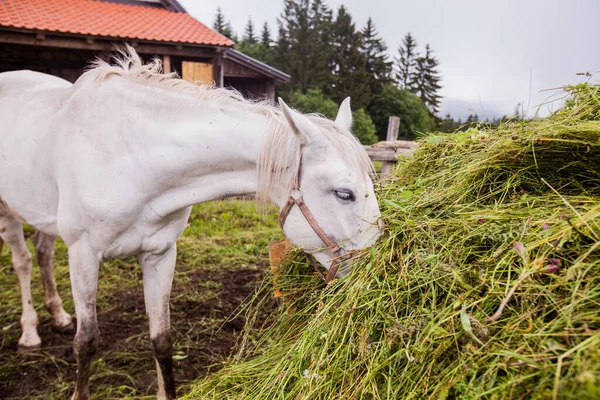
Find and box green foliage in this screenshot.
[395,34,443,114]
[560,82,600,120]
[289,88,338,118]
[289,89,378,144]
[259,2,445,125]
[243,18,257,44]
[369,85,436,140]
[221,4,445,131]
[413,44,442,113]
[235,41,273,65]
[438,113,459,132]
[395,32,419,91]
[186,99,600,400]
[273,0,334,99]
[329,6,371,110]
[237,22,274,65]
[352,108,378,144]
[213,7,233,40]
[360,17,393,98]
[307,0,335,95]
[260,22,272,47]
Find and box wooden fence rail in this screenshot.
[363,116,418,172]
[363,140,418,161]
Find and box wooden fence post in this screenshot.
[162,55,172,73]
[381,116,400,174]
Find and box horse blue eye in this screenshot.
[335,189,355,202]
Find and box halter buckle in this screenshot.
[289,187,303,200]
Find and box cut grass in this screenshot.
[0,200,281,399]
[185,84,600,400]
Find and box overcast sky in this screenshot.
[180,0,600,119]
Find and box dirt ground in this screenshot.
[0,201,280,399]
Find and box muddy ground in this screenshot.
[0,201,280,399]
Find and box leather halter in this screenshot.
[279,155,349,283]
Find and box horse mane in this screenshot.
[87,45,375,202]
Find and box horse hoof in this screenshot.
[17,342,41,352]
[52,320,75,334]
[17,331,42,351]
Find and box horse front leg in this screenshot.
[68,241,101,400]
[33,232,74,333]
[139,245,177,400]
[0,216,40,349]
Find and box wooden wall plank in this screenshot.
[181,61,214,84]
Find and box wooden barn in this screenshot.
[0,0,289,100]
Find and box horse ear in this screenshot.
[278,98,328,148]
[335,97,353,131]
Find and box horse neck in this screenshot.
[137,95,289,216]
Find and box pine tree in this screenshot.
[329,6,371,109]
[274,20,291,81]
[514,102,523,120]
[243,18,257,44]
[238,21,274,65]
[360,17,393,98]
[465,113,479,128]
[274,0,308,95]
[273,0,334,98]
[213,7,233,39]
[395,32,419,91]
[261,22,272,47]
[213,7,226,34]
[307,0,334,94]
[439,113,458,132]
[413,44,442,113]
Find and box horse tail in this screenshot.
[0,237,3,255]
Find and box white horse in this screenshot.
[0,48,381,400]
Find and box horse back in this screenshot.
[0,70,71,94]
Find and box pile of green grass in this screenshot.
[186,83,600,400]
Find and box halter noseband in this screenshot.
[278,155,350,283]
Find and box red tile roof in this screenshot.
[0,0,233,47]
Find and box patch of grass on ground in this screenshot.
[185,84,600,400]
[0,200,281,399]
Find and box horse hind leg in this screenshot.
[33,232,74,333]
[0,216,41,350]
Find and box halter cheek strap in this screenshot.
[278,156,350,283]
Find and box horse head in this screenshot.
[276,98,382,280]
